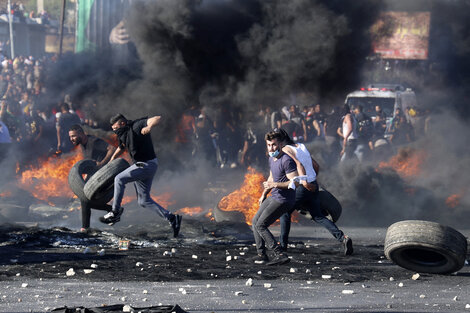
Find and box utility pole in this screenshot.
[59,0,66,57]
[7,0,15,59]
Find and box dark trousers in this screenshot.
[252,197,292,255]
[279,184,344,249]
[80,200,112,229]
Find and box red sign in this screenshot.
[371,12,431,60]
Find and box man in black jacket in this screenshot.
[100,114,182,237]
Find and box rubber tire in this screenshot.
[84,158,130,202]
[213,203,247,223]
[298,186,342,223]
[384,220,468,274]
[68,159,98,202]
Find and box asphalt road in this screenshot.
[0,225,469,313]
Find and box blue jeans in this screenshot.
[112,158,171,220]
[252,197,292,255]
[279,184,344,249]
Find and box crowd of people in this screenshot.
[0,50,431,174]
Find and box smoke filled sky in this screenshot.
[3,0,470,228]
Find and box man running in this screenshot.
[100,114,182,237]
[251,130,298,266]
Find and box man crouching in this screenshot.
[251,130,298,266]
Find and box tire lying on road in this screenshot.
[384,220,468,274]
[84,158,130,202]
[298,186,342,223]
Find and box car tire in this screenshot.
[384,220,468,274]
[298,186,342,223]
[84,158,130,202]
[68,159,98,202]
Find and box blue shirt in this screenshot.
[269,153,297,204]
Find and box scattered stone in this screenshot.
[21,283,28,288]
[453,296,459,301]
[10,259,18,263]
[163,251,171,256]
[254,260,264,264]
[412,273,420,280]
[83,269,94,274]
[391,294,395,299]
[315,261,321,265]
[143,290,148,294]
[181,289,187,295]
[143,298,148,302]
[171,248,177,254]
[235,291,243,296]
[322,275,331,279]
[206,284,211,288]
[291,300,295,304]
[344,282,351,286]
[123,305,132,312]
[15,273,20,277]
[389,277,394,281]
[98,249,105,256]
[66,268,75,277]
[192,255,198,259]
[242,300,247,304]
[136,262,143,267]
[234,256,239,260]
[290,268,297,273]
[342,290,354,295]
[419,294,426,299]
[264,283,272,288]
[208,251,212,255]
[239,252,245,256]
[120,296,127,301]
[361,284,370,288]
[387,304,392,309]
[187,269,192,273]
[226,256,232,262]
[398,282,404,287]
[245,278,253,286]
[90,264,98,269]
[83,247,91,254]
[305,269,311,274]
[257,271,262,275]
[332,266,340,270]
[465,304,470,309]
[307,281,313,285]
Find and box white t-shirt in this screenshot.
[288,143,316,183]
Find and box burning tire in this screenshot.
[213,203,247,223]
[84,158,130,202]
[298,186,342,223]
[68,159,98,202]
[384,220,468,274]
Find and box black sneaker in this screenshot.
[169,214,182,238]
[266,253,290,266]
[343,235,353,256]
[99,207,124,226]
[249,253,269,264]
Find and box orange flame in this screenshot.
[378,148,426,179]
[206,208,215,221]
[218,167,265,225]
[19,150,83,203]
[446,193,462,208]
[176,206,204,216]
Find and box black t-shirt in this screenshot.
[118,118,156,163]
[81,135,109,163]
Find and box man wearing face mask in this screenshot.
[100,114,182,237]
[251,130,298,266]
[68,124,116,232]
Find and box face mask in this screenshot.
[113,126,129,138]
[269,150,280,158]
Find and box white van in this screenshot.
[344,84,417,137]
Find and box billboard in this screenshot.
[371,11,431,60]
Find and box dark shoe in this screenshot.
[266,253,290,266]
[169,214,182,238]
[249,253,269,264]
[99,207,124,226]
[343,235,353,256]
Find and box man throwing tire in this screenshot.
[69,124,116,232]
[251,130,298,266]
[100,114,182,237]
